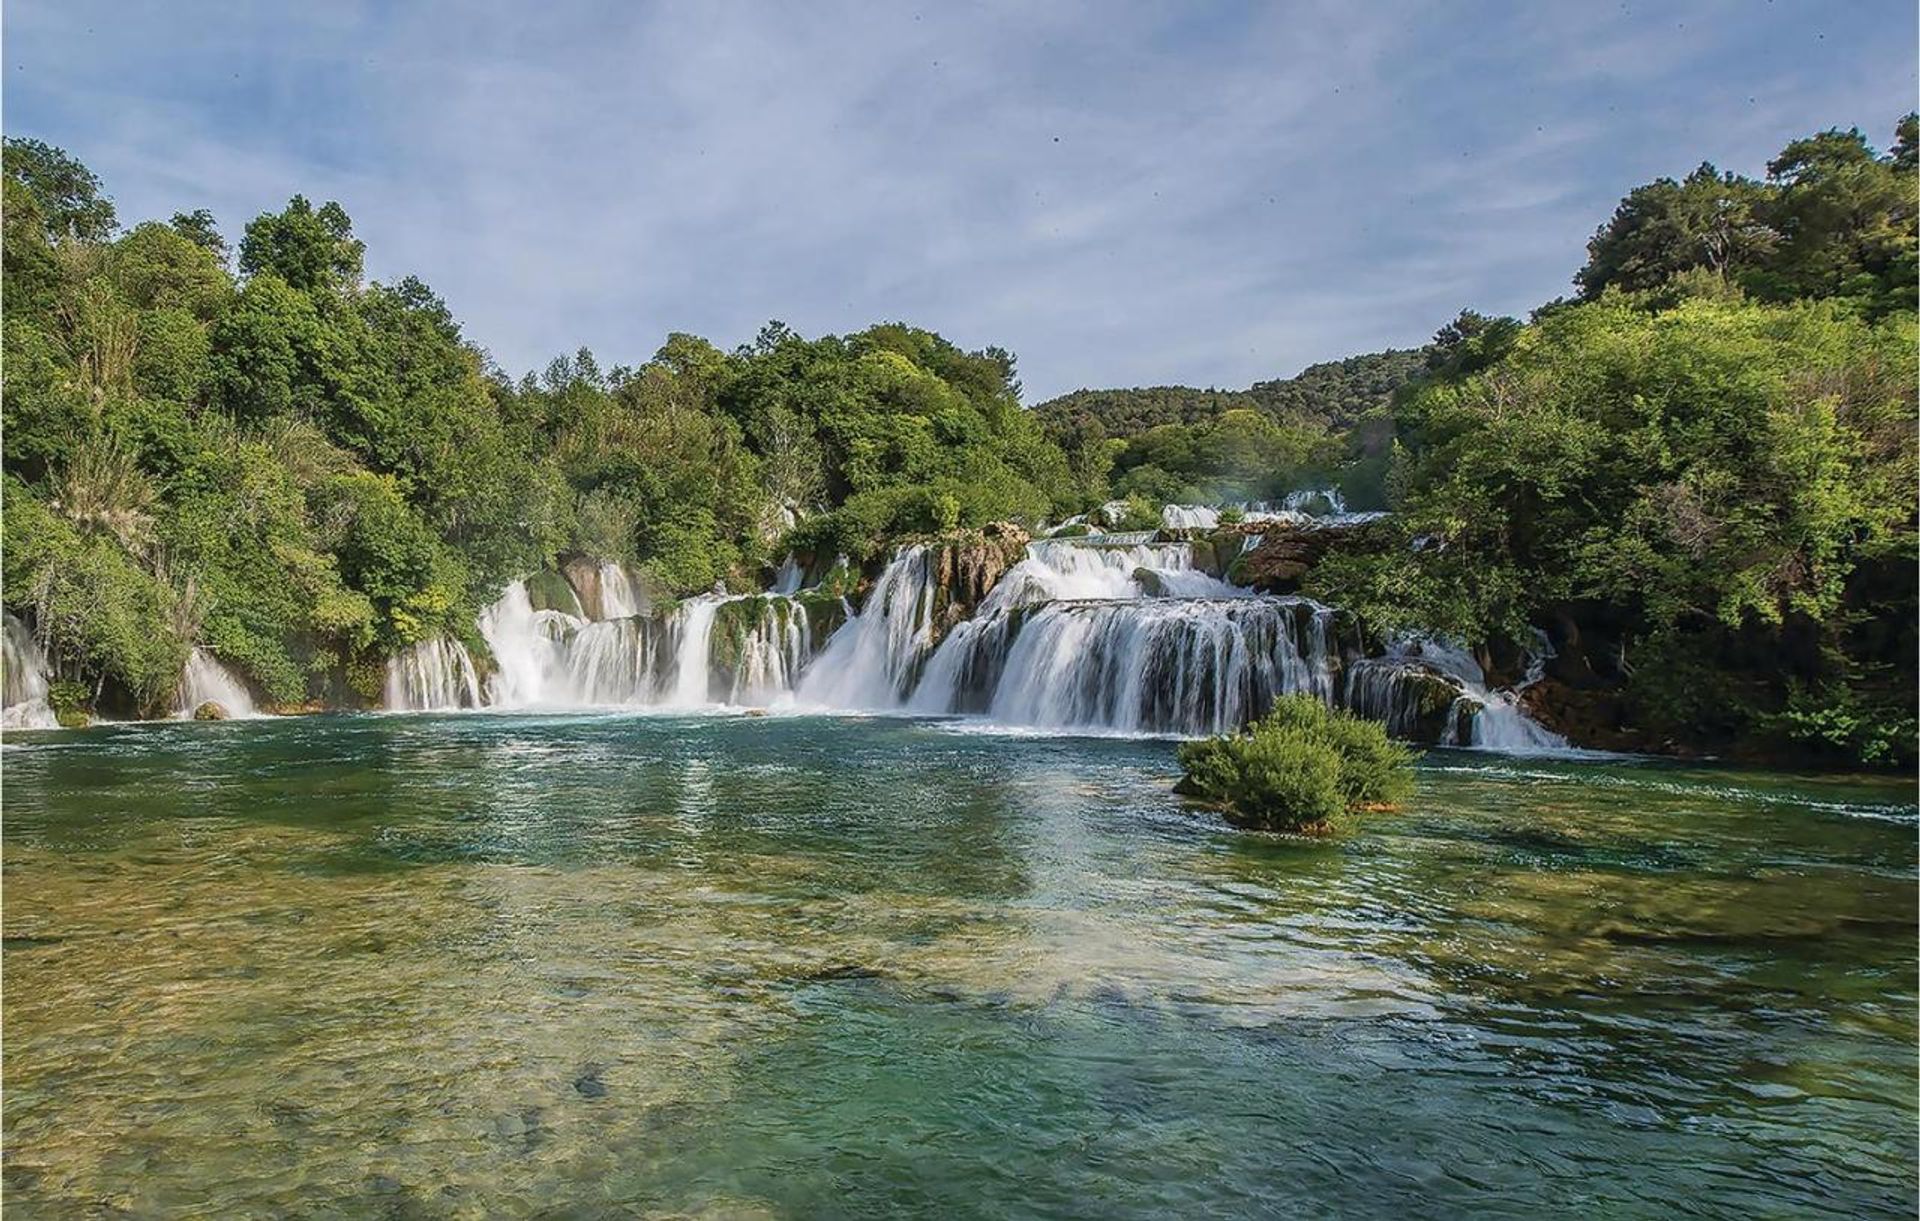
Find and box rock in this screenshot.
[1232,519,1382,592]
[524,569,585,617]
[924,523,1030,646]
[192,701,228,721]
[1133,567,1172,597]
[573,1066,608,1099]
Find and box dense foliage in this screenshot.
[1308,117,1918,767]
[1176,695,1417,832]
[0,142,1076,714]
[2,113,1911,767]
[1034,349,1424,506]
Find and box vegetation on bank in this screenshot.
[1,115,1912,766]
[1176,695,1417,833]
[0,141,1073,715]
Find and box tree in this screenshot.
[1755,124,1915,313]
[2,138,117,242]
[238,196,365,294]
[1576,164,1776,299]
[169,209,228,262]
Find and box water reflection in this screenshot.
[2,715,1913,1216]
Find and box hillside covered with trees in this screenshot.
[2,115,1913,765]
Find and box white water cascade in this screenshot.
[176,648,259,718]
[795,546,937,710]
[1344,638,1569,753]
[467,580,818,710]
[667,598,723,706]
[366,508,1566,748]
[597,563,642,619]
[901,536,1338,734]
[3,613,58,729]
[384,637,484,711]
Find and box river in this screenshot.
[3,712,1913,1216]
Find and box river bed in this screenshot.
[3,713,1914,1216]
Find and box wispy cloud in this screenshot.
[5,0,1912,399]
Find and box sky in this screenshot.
[5,1,1914,402]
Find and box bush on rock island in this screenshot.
[1176,695,1416,834]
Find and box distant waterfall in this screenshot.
[988,538,1243,605]
[796,546,936,709]
[1345,638,1568,752]
[176,648,259,718]
[363,531,1569,750]
[3,613,57,729]
[466,580,817,710]
[384,637,483,710]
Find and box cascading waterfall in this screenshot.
[771,554,805,595]
[903,536,1336,733]
[175,648,259,718]
[384,637,483,711]
[913,597,1339,735]
[358,511,1569,749]
[597,563,642,619]
[796,545,937,709]
[725,598,813,705]
[3,613,58,729]
[1345,638,1569,752]
[667,597,723,705]
[989,538,1244,605]
[466,580,817,710]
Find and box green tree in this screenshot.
[1575,163,1776,297]
[238,196,364,294]
[3,137,117,242]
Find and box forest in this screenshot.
[3,115,1914,764]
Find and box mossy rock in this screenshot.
[525,570,585,617]
[1134,567,1173,597]
[192,701,229,721]
[55,709,90,729]
[797,592,849,641]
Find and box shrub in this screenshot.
[1176,695,1418,833]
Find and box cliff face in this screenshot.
[924,523,1030,646]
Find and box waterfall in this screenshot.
[467,581,815,710]
[796,545,937,709]
[598,563,641,619]
[912,597,1337,735]
[3,613,57,729]
[1344,638,1568,751]
[667,597,723,705]
[986,538,1242,606]
[384,637,483,710]
[771,554,805,595]
[175,648,259,718]
[725,598,813,705]
[477,581,581,706]
[1162,504,1219,529]
[359,531,1566,749]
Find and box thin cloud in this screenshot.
[4,0,1913,399]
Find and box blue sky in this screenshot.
[6,1,1914,400]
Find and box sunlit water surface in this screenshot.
[3,713,1914,1217]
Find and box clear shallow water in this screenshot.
[3,714,1914,1218]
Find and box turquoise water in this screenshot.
[3,713,1914,1217]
